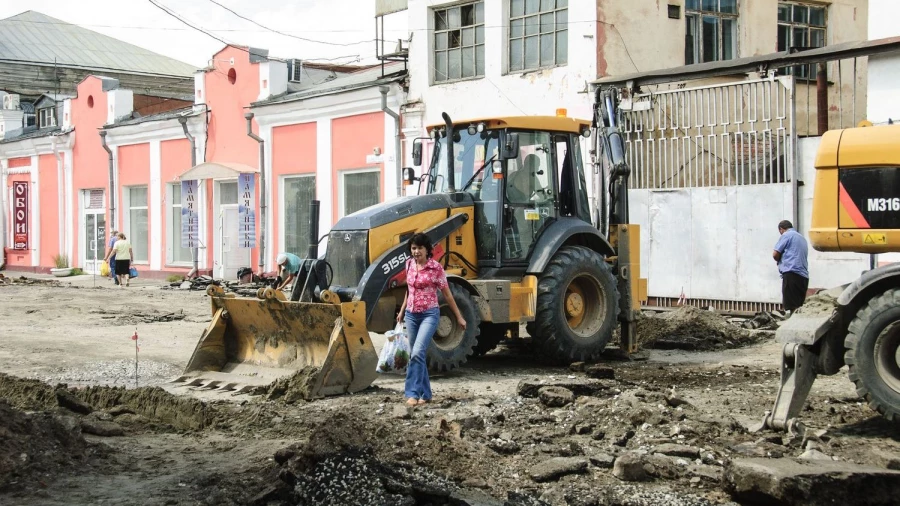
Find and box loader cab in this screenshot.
[419,116,593,269]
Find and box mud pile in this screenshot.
[794,290,839,317]
[637,306,761,351]
[263,366,321,403]
[0,373,218,431]
[0,400,94,491]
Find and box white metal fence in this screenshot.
[621,76,795,190]
[622,77,796,309]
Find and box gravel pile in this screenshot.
[44,359,181,388]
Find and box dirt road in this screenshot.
[0,274,897,505]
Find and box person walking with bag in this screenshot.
[105,232,134,287]
[396,233,467,407]
[104,229,119,285]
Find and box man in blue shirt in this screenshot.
[275,252,303,291]
[773,220,809,313]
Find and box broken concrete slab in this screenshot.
[584,365,615,379]
[725,458,900,506]
[56,388,92,415]
[537,386,574,407]
[517,378,617,399]
[528,457,589,482]
[589,453,615,469]
[654,443,702,459]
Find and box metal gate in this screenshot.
[620,76,796,309]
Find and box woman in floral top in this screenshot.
[397,233,467,406]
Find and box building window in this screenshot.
[777,1,826,78]
[283,175,316,256]
[126,186,149,263]
[685,0,738,64]
[167,184,192,265]
[433,1,485,82]
[509,0,568,72]
[340,170,380,217]
[38,107,56,128]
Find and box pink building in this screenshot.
[1,45,408,278]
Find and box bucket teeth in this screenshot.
[200,380,222,390]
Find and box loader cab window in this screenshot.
[428,129,499,194]
[502,131,556,261]
[557,134,592,222]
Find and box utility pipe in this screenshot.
[0,159,7,270]
[379,86,402,198]
[51,135,65,262]
[99,130,115,230]
[244,112,266,273]
[178,116,200,278]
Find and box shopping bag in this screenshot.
[129,266,139,278]
[100,261,110,277]
[376,323,410,374]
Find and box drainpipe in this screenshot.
[99,130,115,230]
[0,159,6,270]
[244,112,266,274]
[380,85,402,198]
[51,135,65,262]
[179,116,200,278]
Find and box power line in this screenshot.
[146,0,362,62]
[204,0,374,47]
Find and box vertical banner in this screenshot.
[12,181,28,250]
[180,180,198,248]
[238,173,256,248]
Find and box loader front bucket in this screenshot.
[173,286,378,399]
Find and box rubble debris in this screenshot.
[653,443,702,459]
[725,458,900,506]
[741,311,784,330]
[0,274,63,287]
[80,419,125,437]
[517,378,617,398]
[89,308,186,325]
[262,366,321,404]
[165,274,278,295]
[636,306,763,351]
[585,364,615,379]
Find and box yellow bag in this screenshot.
[100,261,110,277]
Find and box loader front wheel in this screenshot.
[533,246,618,363]
[845,288,900,422]
[427,283,480,372]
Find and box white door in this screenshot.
[81,189,106,274]
[220,205,249,279]
[215,181,250,279]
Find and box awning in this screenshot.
[178,162,259,180]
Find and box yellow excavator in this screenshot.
[763,123,900,432]
[174,89,647,399]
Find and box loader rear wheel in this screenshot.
[427,283,480,372]
[845,289,900,422]
[533,246,618,363]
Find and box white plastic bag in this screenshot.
[376,323,410,374]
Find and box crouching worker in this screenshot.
[274,252,302,291]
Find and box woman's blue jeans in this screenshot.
[404,307,439,400]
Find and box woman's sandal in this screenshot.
[416,399,431,406]
[405,398,418,407]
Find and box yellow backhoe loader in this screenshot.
[174,89,647,399]
[762,123,900,432]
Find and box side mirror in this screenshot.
[501,132,520,159]
[403,167,417,186]
[412,140,422,167]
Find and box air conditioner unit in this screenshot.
[288,59,303,83]
[3,94,20,110]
